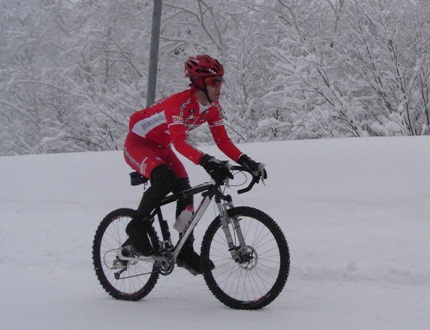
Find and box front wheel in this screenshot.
[201,207,290,309]
[92,208,159,301]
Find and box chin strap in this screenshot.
[190,78,213,103]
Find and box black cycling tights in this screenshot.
[136,164,193,219]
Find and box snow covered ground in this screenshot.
[1,136,429,329]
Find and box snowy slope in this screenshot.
[1,136,429,329]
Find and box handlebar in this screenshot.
[228,164,265,194]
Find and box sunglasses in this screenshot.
[205,76,224,88]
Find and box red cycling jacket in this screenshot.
[128,89,242,165]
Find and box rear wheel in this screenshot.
[92,208,159,301]
[201,207,290,309]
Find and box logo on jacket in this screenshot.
[172,115,183,123]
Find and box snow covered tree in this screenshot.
[268,0,430,138]
[1,0,430,155]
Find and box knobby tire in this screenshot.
[200,206,290,310]
[92,208,159,301]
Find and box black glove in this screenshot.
[238,154,268,180]
[200,154,233,184]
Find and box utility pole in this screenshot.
[146,0,163,107]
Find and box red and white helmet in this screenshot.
[184,55,224,78]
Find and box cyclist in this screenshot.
[123,55,267,275]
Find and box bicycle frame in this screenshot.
[149,180,247,263]
[120,165,262,272]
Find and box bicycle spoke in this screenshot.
[92,209,159,301]
[201,207,289,309]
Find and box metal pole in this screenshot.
[146,0,163,107]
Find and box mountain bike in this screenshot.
[92,164,290,310]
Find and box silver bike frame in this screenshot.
[172,184,248,262]
[172,192,213,260]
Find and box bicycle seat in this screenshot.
[130,171,149,186]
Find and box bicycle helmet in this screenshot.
[184,55,224,78]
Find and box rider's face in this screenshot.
[205,76,224,102]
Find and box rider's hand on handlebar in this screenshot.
[200,154,234,185]
[238,154,268,181]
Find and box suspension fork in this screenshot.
[215,193,248,261]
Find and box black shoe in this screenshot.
[176,243,215,276]
[113,245,140,270]
[130,237,153,257]
[177,247,202,275]
[121,244,139,258]
[126,216,154,256]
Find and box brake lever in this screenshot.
[226,163,266,194]
[259,163,266,187]
[225,176,231,188]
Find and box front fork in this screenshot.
[216,195,248,262]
